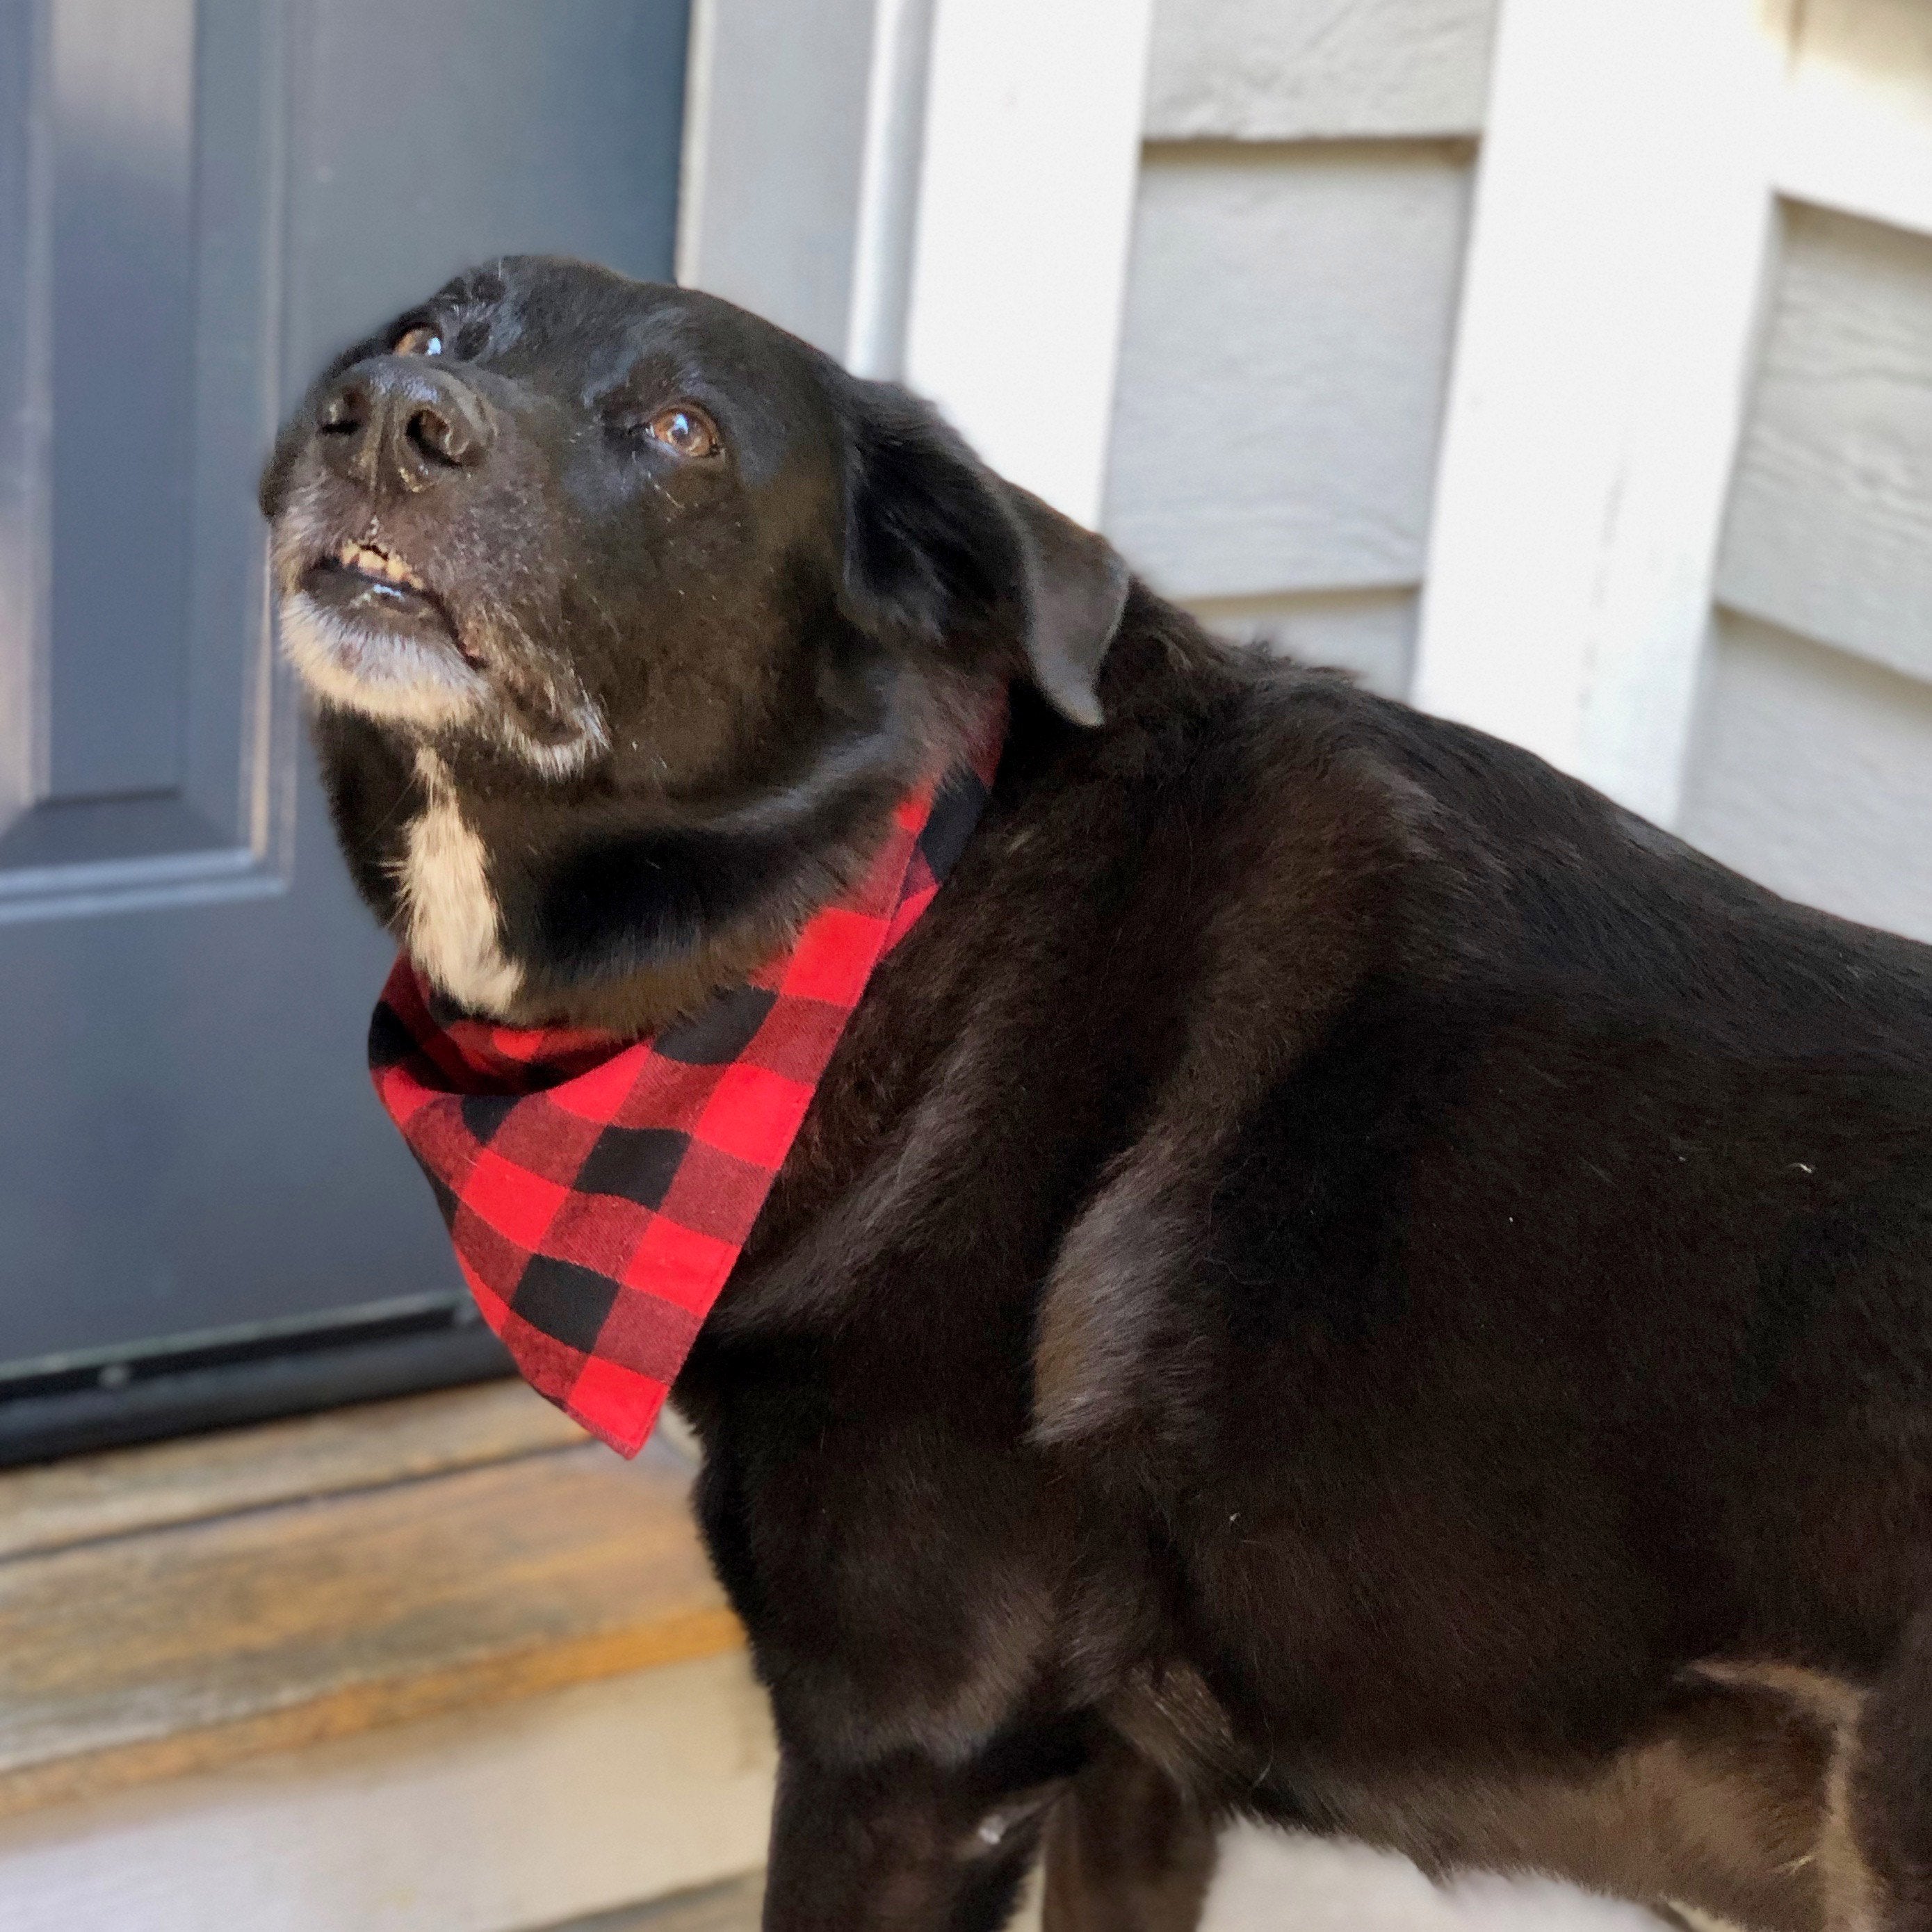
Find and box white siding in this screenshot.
[1687,0,1932,941]
[1183,588,1419,700]
[1103,144,1472,606]
[1110,0,1484,692]
[1144,0,1498,142]
[1631,6,1932,942]
[1682,612,1932,945]
[1716,200,1932,684]
[1119,0,1932,945]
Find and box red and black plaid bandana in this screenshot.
[368,708,1005,1456]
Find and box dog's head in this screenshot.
[261,257,1127,1025]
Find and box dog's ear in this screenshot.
[842,382,1127,726]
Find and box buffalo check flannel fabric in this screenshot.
[369,708,1005,1456]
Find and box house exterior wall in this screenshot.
[1688,193,1932,939]
[1104,0,1496,697]
[1105,0,1932,943]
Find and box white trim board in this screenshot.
[845,0,937,379]
[672,0,884,359]
[677,0,1153,533]
[901,0,1156,526]
[1414,0,1795,825]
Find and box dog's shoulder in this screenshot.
[1025,599,1932,1461]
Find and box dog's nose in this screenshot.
[314,360,496,496]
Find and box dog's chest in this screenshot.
[394,750,524,1016]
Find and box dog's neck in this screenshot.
[395,749,528,1018]
[358,688,986,1037]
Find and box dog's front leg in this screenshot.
[761,1745,1061,1931]
[1039,1737,1217,1932]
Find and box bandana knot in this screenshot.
[370,708,1005,1454]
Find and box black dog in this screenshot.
[262,257,1932,1932]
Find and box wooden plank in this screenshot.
[1414,0,1793,825]
[903,0,1155,526]
[1716,202,1932,685]
[1776,0,1932,242]
[0,1439,740,1819]
[0,1380,587,1564]
[1103,143,1472,600]
[1680,612,1932,947]
[1144,0,1499,141]
[0,1654,779,1932]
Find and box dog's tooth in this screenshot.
[332,539,425,592]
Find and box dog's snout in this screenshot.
[315,360,496,496]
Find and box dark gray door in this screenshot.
[0,0,688,1451]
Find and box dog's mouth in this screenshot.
[277,523,605,769]
[298,538,482,669]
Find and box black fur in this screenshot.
[266,258,1932,1931]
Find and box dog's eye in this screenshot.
[392,324,444,358]
[644,405,720,460]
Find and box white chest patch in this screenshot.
[397,751,525,1017]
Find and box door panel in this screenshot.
[0,0,689,1435]
[48,0,200,805]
